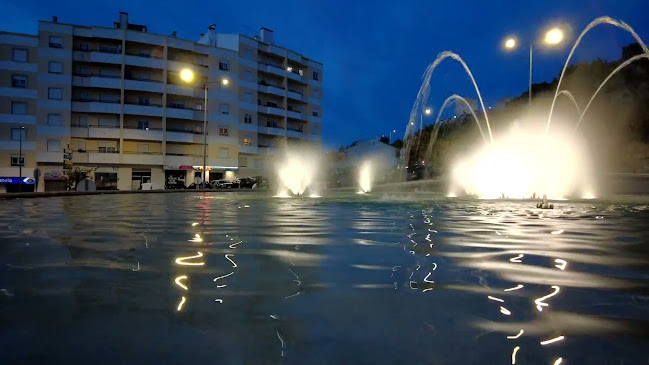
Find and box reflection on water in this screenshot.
[1,193,649,363]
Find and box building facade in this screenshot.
[0,12,322,192]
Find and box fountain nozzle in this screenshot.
[536,194,554,209]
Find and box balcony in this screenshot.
[269,45,285,58]
[0,141,35,150]
[0,114,36,125]
[72,74,121,89]
[166,154,202,167]
[239,144,258,154]
[287,51,303,64]
[286,110,302,120]
[124,79,164,93]
[308,114,322,123]
[287,128,304,139]
[124,54,165,69]
[238,122,258,133]
[71,125,121,139]
[258,83,285,97]
[122,152,163,165]
[287,72,303,82]
[89,151,120,164]
[167,84,198,97]
[123,127,163,141]
[36,151,62,163]
[309,134,322,142]
[73,50,122,65]
[37,126,69,136]
[257,145,281,155]
[287,90,304,101]
[167,105,194,120]
[124,103,163,117]
[257,105,284,117]
[258,126,285,137]
[258,63,285,77]
[166,129,204,143]
[72,100,121,114]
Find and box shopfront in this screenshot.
[95,167,118,190]
[41,166,67,192]
[164,165,193,189]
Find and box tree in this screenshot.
[65,167,93,191]
[379,136,390,144]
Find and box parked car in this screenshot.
[211,179,232,189]
[238,177,258,188]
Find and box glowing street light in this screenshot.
[180,68,194,82]
[424,108,432,115]
[389,129,397,143]
[544,28,564,45]
[222,78,229,86]
[502,25,566,105]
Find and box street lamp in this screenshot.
[389,129,397,143]
[503,26,566,105]
[18,125,24,193]
[179,68,229,189]
[424,108,432,116]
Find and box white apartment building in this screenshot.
[0,12,322,192]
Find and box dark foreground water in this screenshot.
[1,192,649,364]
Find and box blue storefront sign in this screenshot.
[0,177,35,184]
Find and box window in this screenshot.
[194,124,203,134]
[239,156,247,167]
[11,128,26,141]
[49,61,63,74]
[243,137,252,146]
[244,92,253,104]
[312,71,319,81]
[195,103,203,111]
[219,127,228,136]
[78,115,88,127]
[312,108,319,117]
[266,119,278,128]
[219,148,229,159]
[48,87,62,100]
[219,103,229,115]
[138,120,149,130]
[219,60,229,71]
[47,114,62,126]
[12,48,28,62]
[312,125,319,134]
[137,144,150,153]
[100,93,119,103]
[77,141,86,152]
[11,155,25,167]
[313,89,320,98]
[98,146,117,153]
[139,71,150,80]
[244,113,252,124]
[100,44,119,54]
[11,102,27,115]
[80,42,89,51]
[244,70,253,81]
[79,92,90,101]
[98,118,118,128]
[47,139,61,152]
[244,49,252,60]
[139,49,151,57]
[12,75,27,88]
[79,66,90,76]
[138,96,151,105]
[49,36,63,48]
[99,68,120,78]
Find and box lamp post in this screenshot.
[503,27,565,105]
[180,69,229,189]
[18,125,24,193]
[389,129,396,143]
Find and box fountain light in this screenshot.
[358,161,372,193]
[544,28,564,45]
[276,150,320,196]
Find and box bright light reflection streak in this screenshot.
[175,275,189,290]
[488,296,504,302]
[540,336,565,345]
[512,346,520,364]
[555,259,567,270]
[500,306,512,315]
[175,252,205,266]
[213,271,234,282]
[192,222,199,226]
[535,286,561,311]
[225,254,237,267]
[504,284,524,292]
[510,254,524,263]
[132,262,140,271]
[551,229,564,235]
[553,358,563,365]
[285,292,301,299]
[507,330,524,339]
[229,240,242,249]
[214,299,223,303]
[177,296,186,311]
[425,234,431,241]
[277,331,285,357]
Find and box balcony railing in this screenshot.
[166,153,202,157]
[124,101,164,107]
[287,127,304,132]
[123,126,163,131]
[71,124,120,128]
[73,73,121,78]
[166,127,205,134]
[125,76,164,83]
[124,51,164,59]
[74,47,121,54]
[123,151,163,155]
[72,98,121,103]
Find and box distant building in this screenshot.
[0,12,323,192]
[335,138,399,178]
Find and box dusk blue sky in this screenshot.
[3,0,649,149]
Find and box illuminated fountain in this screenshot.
[405,16,648,200]
[358,161,372,194]
[275,149,321,198]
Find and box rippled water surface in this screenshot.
[1,192,649,364]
